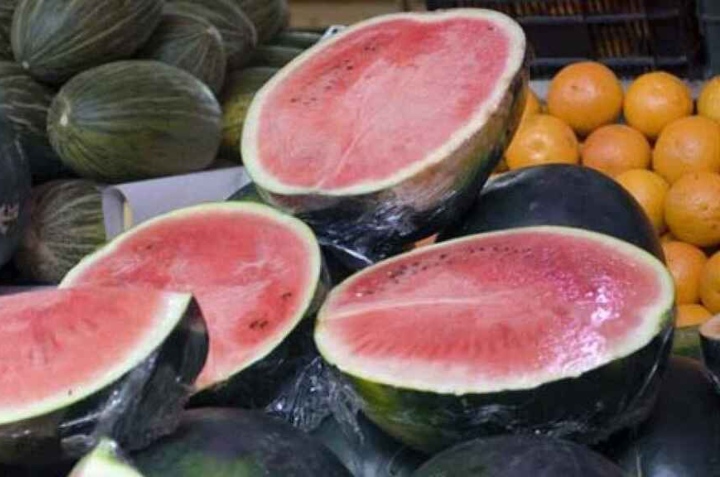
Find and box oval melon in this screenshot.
[0,118,31,268]
[14,179,106,284]
[47,61,222,183]
[242,10,528,265]
[168,0,257,69]
[138,8,227,95]
[0,61,70,183]
[235,0,289,43]
[315,226,675,453]
[11,0,163,84]
[250,44,303,68]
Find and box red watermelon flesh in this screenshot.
[316,227,674,394]
[0,287,191,423]
[62,204,322,391]
[244,10,525,193]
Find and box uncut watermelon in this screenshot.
[601,357,720,476]
[69,439,142,477]
[242,9,527,267]
[439,164,664,261]
[133,408,350,476]
[701,316,720,393]
[137,8,227,95]
[0,287,208,465]
[413,436,625,477]
[315,226,675,453]
[0,1,17,60]
[0,118,30,269]
[62,203,327,408]
[11,0,163,84]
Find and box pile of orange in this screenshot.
[503,62,720,330]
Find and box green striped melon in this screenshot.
[11,0,163,84]
[14,179,106,284]
[0,1,16,60]
[219,67,277,162]
[47,61,222,183]
[138,8,227,95]
[250,45,303,68]
[235,0,289,43]
[0,61,70,183]
[168,0,257,69]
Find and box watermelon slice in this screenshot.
[700,315,720,393]
[62,202,326,407]
[0,287,207,465]
[69,439,143,477]
[242,9,527,265]
[315,226,675,452]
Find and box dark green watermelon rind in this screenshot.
[0,296,208,465]
[413,436,626,477]
[11,0,164,84]
[133,408,352,476]
[0,119,31,269]
[269,30,323,49]
[599,357,720,476]
[700,318,720,394]
[249,45,304,68]
[439,164,665,262]
[243,11,528,267]
[327,319,674,454]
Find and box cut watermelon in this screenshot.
[62,202,325,407]
[701,315,720,393]
[315,226,675,452]
[69,439,143,477]
[242,9,527,265]
[0,287,207,465]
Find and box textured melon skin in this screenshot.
[234,0,289,43]
[0,299,208,465]
[440,164,665,262]
[0,1,17,60]
[0,62,71,183]
[329,319,674,454]
[413,436,625,477]
[11,0,163,84]
[250,45,303,68]
[252,64,527,269]
[601,357,720,476]
[47,61,222,183]
[701,318,720,393]
[138,9,227,95]
[14,179,105,284]
[0,119,31,269]
[133,409,352,476]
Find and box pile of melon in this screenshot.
[0,5,719,477]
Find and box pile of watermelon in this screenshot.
[0,4,719,477]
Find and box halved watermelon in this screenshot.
[242,9,527,265]
[701,315,720,392]
[69,439,143,477]
[62,203,326,408]
[0,287,207,465]
[315,226,675,453]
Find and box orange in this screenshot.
[615,169,669,233]
[701,251,720,313]
[698,76,720,123]
[662,241,707,304]
[623,72,693,140]
[661,232,676,243]
[505,114,579,170]
[522,88,542,122]
[547,61,623,136]
[676,303,712,328]
[665,172,720,247]
[652,116,720,184]
[581,124,651,177]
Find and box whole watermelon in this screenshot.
[138,8,227,95]
[0,119,31,268]
[235,0,289,43]
[0,61,70,183]
[47,61,222,183]
[0,1,16,60]
[11,0,163,84]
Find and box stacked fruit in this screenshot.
[0,0,326,283]
[502,63,720,356]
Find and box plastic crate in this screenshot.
[698,0,720,76]
[426,0,704,79]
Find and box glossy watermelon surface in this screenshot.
[0,119,31,268]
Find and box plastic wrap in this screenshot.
[0,297,208,467]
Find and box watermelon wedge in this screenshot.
[69,439,143,477]
[242,9,527,265]
[62,203,326,407]
[0,287,207,465]
[315,226,675,452]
